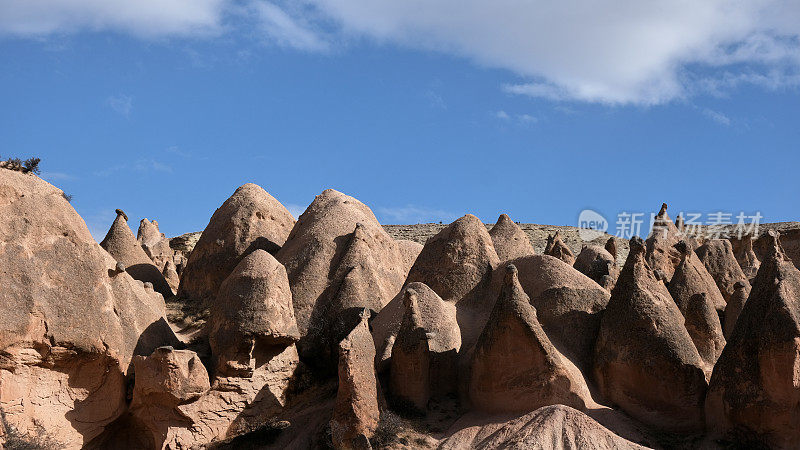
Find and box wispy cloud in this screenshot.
[83,209,118,243]
[495,110,510,120]
[284,203,306,219]
[377,205,458,224]
[701,108,732,126]
[40,171,76,181]
[94,158,172,177]
[251,1,329,51]
[495,110,538,125]
[106,94,133,116]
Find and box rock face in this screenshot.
[397,239,423,274]
[100,209,173,297]
[162,260,180,294]
[511,255,610,372]
[469,265,591,413]
[276,190,406,359]
[696,239,750,304]
[594,237,708,432]
[0,169,176,447]
[722,281,749,340]
[389,288,461,410]
[573,244,619,291]
[489,214,535,261]
[544,231,575,265]
[439,405,649,450]
[405,214,500,351]
[331,311,380,449]
[734,234,760,282]
[137,218,174,270]
[644,203,682,280]
[372,282,460,373]
[177,183,295,306]
[208,249,300,377]
[705,231,800,448]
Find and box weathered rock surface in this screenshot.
[0,169,176,447]
[162,260,180,294]
[397,239,423,274]
[276,190,406,354]
[510,255,610,372]
[722,281,749,340]
[390,288,461,410]
[405,214,500,352]
[331,310,380,449]
[734,234,760,282]
[137,218,174,270]
[208,249,299,377]
[574,243,619,291]
[594,237,708,432]
[469,265,591,413]
[705,231,800,448]
[101,209,173,297]
[372,282,460,373]
[489,214,535,262]
[644,203,682,280]
[177,183,295,306]
[439,405,649,450]
[696,238,750,305]
[544,231,576,265]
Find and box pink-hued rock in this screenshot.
[397,239,424,274]
[137,218,174,271]
[705,231,800,449]
[331,310,380,449]
[544,231,575,265]
[0,169,177,447]
[574,243,619,291]
[594,237,708,433]
[696,239,750,304]
[101,209,173,297]
[489,214,535,262]
[722,281,749,340]
[645,203,682,280]
[469,265,591,413]
[178,183,295,305]
[734,234,760,282]
[162,260,180,294]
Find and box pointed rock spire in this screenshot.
[178,183,295,306]
[101,209,173,297]
[735,234,760,282]
[722,280,749,340]
[594,237,707,432]
[544,230,575,265]
[390,289,432,412]
[332,310,380,449]
[706,230,800,448]
[644,202,682,279]
[574,244,619,291]
[605,236,617,260]
[137,218,174,270]
[489,213,534,261]
[208,249,299,377]
[696,238,750,304]
[469,265,591,413]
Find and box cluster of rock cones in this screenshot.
[0,168,798,450]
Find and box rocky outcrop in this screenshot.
[0,169,177,447]
[372,282,460,373]
[439,405,649,450]
[489,214,535,261]
[734,234,760,282]
[208,249,299,377]
[469,265,591,413]
[177,183,295,305]
[722,281,749,340]
[162,260,180,293]
[594,237,707,432]
[573,244,619,291]
[644,203,682,280]
[331,310,380,449]
[397,239,423,274]
[544,231,575,265]
[405,214,500,351]
[696,239,749,305]
[705,231,800,448]
[101,209,173,297]
[511,255,610,372]
[276,190,406,360]
[389,288,461,410]
[137,218,174,270]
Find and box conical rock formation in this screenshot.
[101,209,173,296]
[594,236,708,432]
[137,218,174,270]
[722,281,749,340]
[735,234,760,282]
[489,214,534,261]
[162,259,180,293]
[177,183,295,305]
[0,169,177,446]
[469,265,591,413]
[331,310,380,449]
[644,203,682,279]
[574,244,619,291]
[544,231,575,265]
[705,231,800,448]
[696,238,749,304]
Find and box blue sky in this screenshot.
[1,1,798,240]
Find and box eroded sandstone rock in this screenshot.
[574,244,619,291]
[489,214,535,262]
[544,231,575,265]
[734,234,760,283]
[722,281,749,340]
[696,239,750,304]
[137,218,174,271]
[644,203,682,280]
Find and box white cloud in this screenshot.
[306,0,800,104]
[0,0,226,37]
[495,110,510,120]
[251,1,329,51]
[377,205,458,224]
[701,108,732,126]
[40,171,75,181]
[107,94,132,116]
